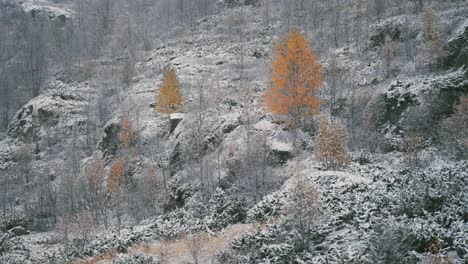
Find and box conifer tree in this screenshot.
[263,29,323,127]
[155,67,183,114]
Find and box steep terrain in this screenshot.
[0,0,467,263]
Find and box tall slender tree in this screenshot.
[263,29,323,127]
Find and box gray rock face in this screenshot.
[368,15,421,48]
[8,87,86,141]
[445,21,468,70]
[369,19,403,47]
[169,113,184,133]
[223,0,259,7]
[8,226,29,236]
[100,120,122,158]
[375,69,468,150]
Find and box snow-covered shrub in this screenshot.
[219,224,291,263]
[283,174,322,250]
[0,255,30,264]
[0,233,30,263]
[206,188,247,230]
[246,191,287,223]
[112,253,159,264]
[151,209,195,240]
[395,165,467,218]
[219,223,322,264]
[367,222,420,264]
[0,213,29,232]
[0,233,10,256]
[222,162,468,263]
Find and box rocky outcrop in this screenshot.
[445,20,468,70]
[222,0,259,7]
[375,69,468,150]
[169,113,184,133]
[8,85,86,142]
[369,15,419,47]
[268,139,293,165]
[100,120,123,158]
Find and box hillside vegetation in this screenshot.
[0,0,467,263]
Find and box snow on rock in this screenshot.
[169,113,185,120]
[253,120,276,131]
[375,68,468,150]
[20,0,75,22]
[169,113,184,133]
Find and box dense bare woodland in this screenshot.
[0,0,467,263]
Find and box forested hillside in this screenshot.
[0,0,467,263]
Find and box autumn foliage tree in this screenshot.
[422,7,444,66]
[86,158,108,228]
[263,29,323,127]
[442,96,468,159]
[155,66,184,114]
[119,117,135,157]
[315,118,350,170]
[107,159,126,233]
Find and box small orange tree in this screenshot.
[86,157,108,229]
[155,66,183,114]
[422,7,444,66]
[315,118,350,170]
[107,159,126,233]
[87,158,105,192]
[108,159,126,199]
[442,96,468,159]
[263,29,324,127]
[119,118,135,151]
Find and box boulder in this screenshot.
[254,120,275,131]
[269,139,293,165]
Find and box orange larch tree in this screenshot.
[107,159,126,233]
[155,66,184,114]
[107,159,126,198]
[119,118,134,148]
[315,118,350,170]
[263,29,324,127]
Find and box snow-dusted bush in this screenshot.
[206,188,247,230]
[222,162,468,263]
[112,253,160,264]
[0,233,30,263]
[246,191,287,223]
[367,222,420,264]
[219,223,322,263]
[0,213,29,232]
[0,233,10,256]
[0,255,30,264]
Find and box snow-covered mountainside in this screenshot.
[0,0,467,263]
